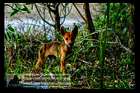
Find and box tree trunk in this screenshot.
[84,3,98,40]
[54,5,60,32]
[47,3,60,32]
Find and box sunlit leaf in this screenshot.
[10,9,19,17]
[7,25,15,32]
[21,5,31,13]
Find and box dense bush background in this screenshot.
[4,3,135,89]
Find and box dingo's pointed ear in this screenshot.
[72,25,78,36]
[60,26,65,35]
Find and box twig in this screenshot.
[5,4,15,10]
[106,42,119,44]
[115,33,135,55]
[71,69,79,77]
[48,7,55,21]
[73,3,87,23]
[78,59,92,66]
[119,43,135,55]
[34,3,54,27]
[71,59,93,77]
[60,3,72,25]
[46,3,55,13]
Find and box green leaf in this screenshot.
[6,32,11,41]
[15,4,21,9]
[12,33,16,41]
[21,5,31,13]
[7,25,15,32]
[4,33,8,41]
[10,9,19,16]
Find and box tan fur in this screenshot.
[33,26,78,74]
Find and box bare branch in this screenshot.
[115,33,135,55]
[46,3,55,13]
[48,8,55,21]
[78,59,92,66]
[73,3,87,23]
[60,3,72,17]
[59,3,67,25]
[34,3,54,27]
[60,3,73,25]
[55,3,60,9]
[5,4,15,10]
[120,43,135,55]
[71,69,79,77]
[38,3,55,22]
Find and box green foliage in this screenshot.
[93,3,135,89]
[5,3,135,89]
[10,4,31,16]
